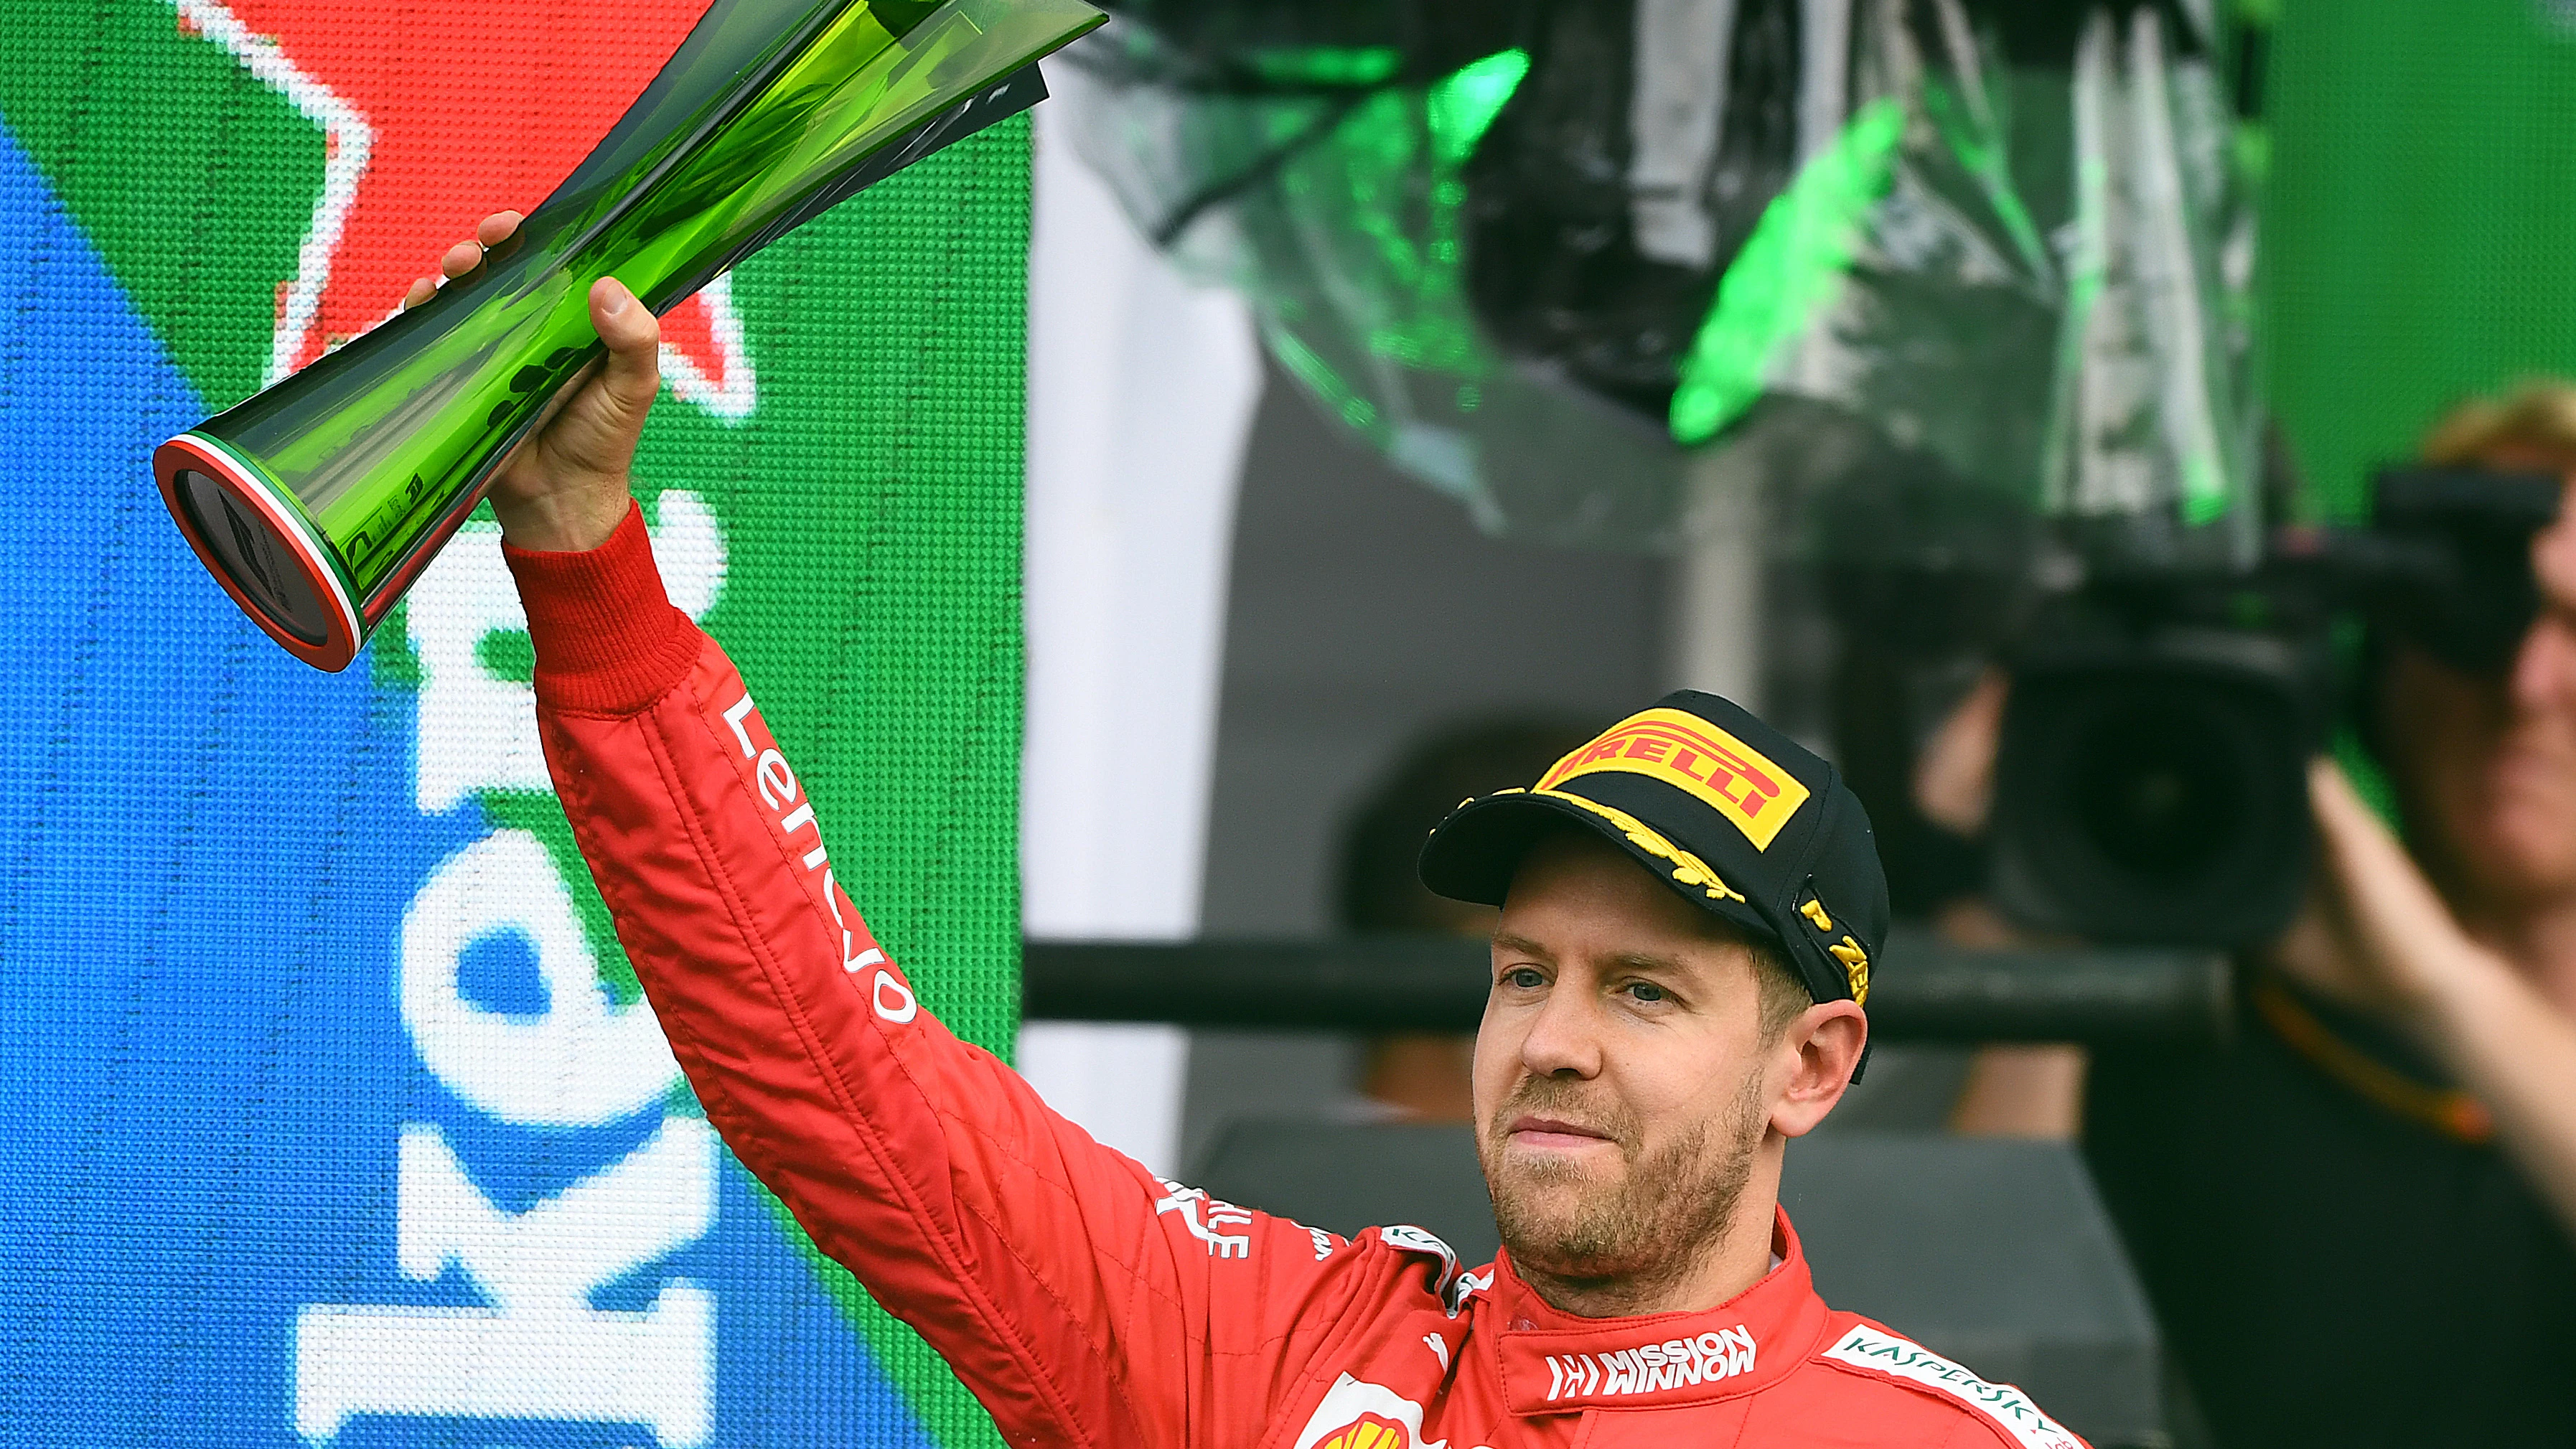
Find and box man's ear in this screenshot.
[1769,1001,1868,1138]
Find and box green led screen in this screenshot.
[2266,0,2576,514]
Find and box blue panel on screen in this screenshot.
[0,127,934,1449]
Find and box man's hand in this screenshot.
[2281,761,2576,1234]
[403,210,658,551]
[2277,759,2511,1018]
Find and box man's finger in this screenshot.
[476,210,524,248]
[2310,760,2413,894]
[571,278,659,445]
[2310,761,2406,871]
[2308,757,2470,976]
[439,238,486,281]
[497,279,659,494]
[402,276,436,311]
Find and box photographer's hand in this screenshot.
[2278,761,2486,1013]
[1911,670,2092,1139]
[2294,758,2576,1234]
[402,210,657,552]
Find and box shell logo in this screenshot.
[1316,1413,1412,1449]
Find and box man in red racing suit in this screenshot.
[508,510,2090,1449]
[428,207,2092,1448]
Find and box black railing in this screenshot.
[1021,929,2232,1044]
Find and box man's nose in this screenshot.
[1517,980,1605,1079]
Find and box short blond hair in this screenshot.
[1746,936,1812,1041]
[2421,380,2576,468]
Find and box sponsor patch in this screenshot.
[1313,1414,1410,1449]
[1539,1326,1756,1405]
[1822,1326,2084,1449]
[1153,1181,1252,1260]
[1292,1376,1446,1449]
[1537,708,1812,850]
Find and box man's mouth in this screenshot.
[1506,1115,1617,1153]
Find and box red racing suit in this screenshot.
[507,505,2089,1449]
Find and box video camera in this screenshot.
[1977,464,2560,947]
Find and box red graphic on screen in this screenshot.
[181,0,750,413]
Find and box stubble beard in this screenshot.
[1480,1066,1770,1298]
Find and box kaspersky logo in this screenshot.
[1543,1326,1756,1402]
[1822,1327,2083,1449]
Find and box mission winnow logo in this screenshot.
[0,3,1027,1446]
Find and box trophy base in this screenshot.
[156,433,364,672]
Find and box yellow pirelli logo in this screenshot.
[1538,708,1812,851]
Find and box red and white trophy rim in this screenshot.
[154,432,365,672]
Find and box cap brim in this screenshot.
[1417,790,1780,949]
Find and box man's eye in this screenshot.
[1625,981,1669,1004]
[1503,966,1547,990]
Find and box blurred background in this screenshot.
[10,1,2576,1447]
[1019,3,2576,1445]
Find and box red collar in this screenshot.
[1486,1207,1832,1417]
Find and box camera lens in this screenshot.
[2066,699,2247,887]
[1992,658,2313,946]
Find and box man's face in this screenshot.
[2387,465,2576,914]
[1470,832,1790,1293]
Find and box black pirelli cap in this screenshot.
[1417,690,1888,1011]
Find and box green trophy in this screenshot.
[156,0,1102,670]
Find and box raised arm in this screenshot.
[510,519,1223,1443]
[436,217,1366,1446]
[2282,761,2576,1236]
